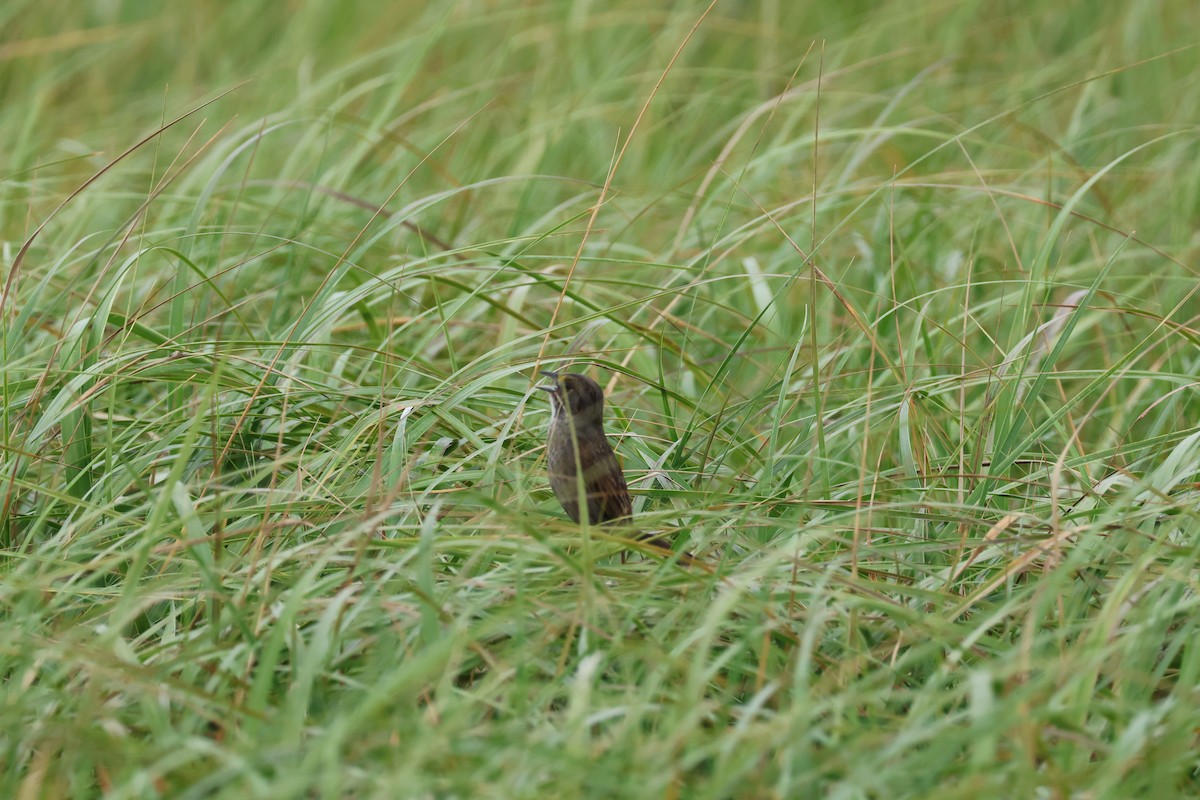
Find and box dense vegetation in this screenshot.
[2,1,1199,796]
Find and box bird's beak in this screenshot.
[536,370,560,392]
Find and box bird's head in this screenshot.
[537,371,606,424]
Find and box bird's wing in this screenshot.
[583,451,631,524]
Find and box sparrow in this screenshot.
[537,370,695,563]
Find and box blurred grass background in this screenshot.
[3,1,1200,797]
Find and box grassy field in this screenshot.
[3,1,1200,797]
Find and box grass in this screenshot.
[3,0,1200,797]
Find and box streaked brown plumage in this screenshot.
[538,371,695,564]
[538,371,631,526]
